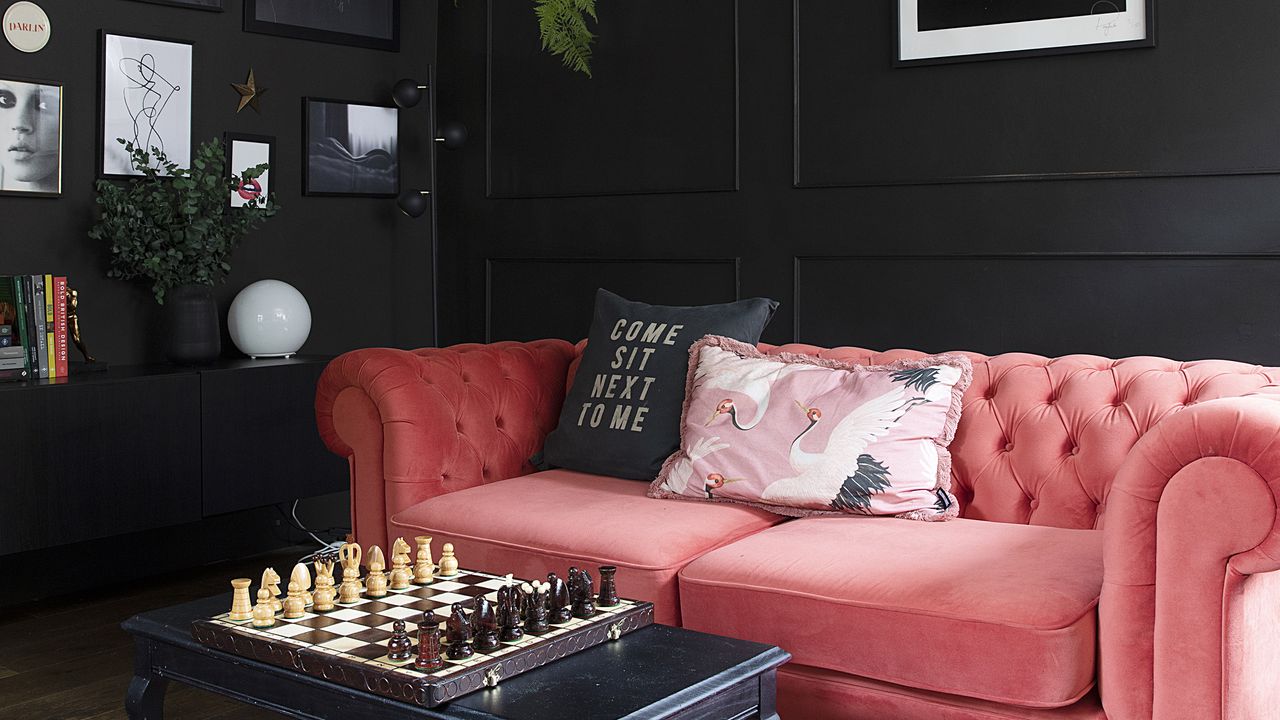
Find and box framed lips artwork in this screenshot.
[225,132,275,208]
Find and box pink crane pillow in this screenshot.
[649,336,972,520]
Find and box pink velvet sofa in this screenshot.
[315,339,1280,719]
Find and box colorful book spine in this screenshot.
[22,276,39,377]
[53,276,68,377]
[44,273,55,379]
[30,275,48,379]
[10,277,32,379]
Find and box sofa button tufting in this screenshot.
[1029,499,1040,509]
[1004,442,1014,452]
[1071,446,1080,455]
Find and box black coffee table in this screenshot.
[122,594,789,719]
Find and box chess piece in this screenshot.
[445,603,474,660]
[438,543,459,578]
[472,596,499,652]
[546,573,572,624]
[312,553,336,613]
[498,586,524,643]
[413,536,435,585]
[390,537,413,590]
[366,545,389,598]
[283,580,306,619]
[597,565,619,607]
[228,578,253,621]
[522,582,550,635]
[290,563,314,607]
[262,567,283,614]
[66,286,96,364]
[573,567,596,619]
[387,619,414,662]
[415,618,444,671]
[252,588,276,628]
[338,542,363,604]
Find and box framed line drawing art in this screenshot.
[0,76,62,197]
[244,0,399,52]
[302,97,399,198]
[896,0,1154,66]
[225,133,274,208]
[99,31,193,177]
[130,0,225,11]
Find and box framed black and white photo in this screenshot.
[225,133,274,208]
[245,0,399,52]
[99,32,193,177]
[303,97,398,197]
[130,0,224,11]
[0,76,62,197]
[896,0,1154,66]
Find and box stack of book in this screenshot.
[0,275,70,382]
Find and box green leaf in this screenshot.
[533,0,596,77]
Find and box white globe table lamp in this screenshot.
[228,280,312,359]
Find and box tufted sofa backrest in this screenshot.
[747,344,1280,529]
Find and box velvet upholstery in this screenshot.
[316,340,577,550]
[388,469,782,625]
[679,516,1103,708]
[316,339,1280,719]
[776,665,1107,720]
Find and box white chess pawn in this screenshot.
[252,588,276,628]
[438,543,459,577]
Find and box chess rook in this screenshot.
[228,578,253,621]
[415,618,444,671]
[597,565,619,607]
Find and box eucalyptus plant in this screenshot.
[89,138,277,304]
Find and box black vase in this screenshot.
[164,284,221,364]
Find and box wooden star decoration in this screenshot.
[231,69,267,114]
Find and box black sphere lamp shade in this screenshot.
[397,189,430,218]
[437,122,468,150]
[393,78,423,109]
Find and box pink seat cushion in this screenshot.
[390,469,783,625]
[678,516,1103,709]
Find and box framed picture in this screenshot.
[129,0,224,11]
[225,133,275,208]
[0,76,62,197]
[302,97,399,198]
[244,0,399,52]
[896,0,1154,66]
[99,32,193,177]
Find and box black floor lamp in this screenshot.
[391,65,466,346]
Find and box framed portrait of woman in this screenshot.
[0,76,62,197]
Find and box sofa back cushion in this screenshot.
[571,342,1280,528]
[763,345,1280,529]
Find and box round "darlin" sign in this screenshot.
[4,1,51,53]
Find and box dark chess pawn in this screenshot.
[523,581,550,635]
[387,619,414,662]
[415,617,444,671]
[573,567,596,619]
[472,596,500,652]
[597,565,620,607]
[497,586,524,643]
[445,602,474,660]
[546,572,572,625]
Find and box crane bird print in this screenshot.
[699,346,823,431]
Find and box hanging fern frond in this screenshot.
[533,0,598,77]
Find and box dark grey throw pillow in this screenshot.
[543,289,779,480]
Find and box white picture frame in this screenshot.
[100,31,193,177]
[896,1,1154,66]
[225,133,274,208]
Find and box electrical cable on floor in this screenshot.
[273,500,350,563]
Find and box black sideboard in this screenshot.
[0,357,347,557]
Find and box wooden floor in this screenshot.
[0,546,314,719]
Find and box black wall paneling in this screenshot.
[485,258,740,342]
[485,0,739,198]
[1,0,439,365]
[794,254,1280,364]
[794,2,1280,188]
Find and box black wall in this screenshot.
[2,0,438,365]
[437,1,1280,365]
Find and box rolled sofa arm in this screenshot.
[1100,393,1280,720]
[315,340,578,550]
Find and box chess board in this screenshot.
[191,568,654,708]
